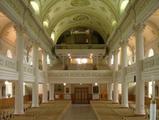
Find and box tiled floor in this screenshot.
[61,104,97,120]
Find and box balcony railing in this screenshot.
[143,55,159,70]
[0,54,16,70]
[127,63,136,74]
[55,44,105,49]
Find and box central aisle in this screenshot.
[61,104,97,120]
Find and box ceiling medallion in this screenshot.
[71,0,90,7]
[73,15,89,21]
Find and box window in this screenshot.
[111,55,114,65]
[148,48,154,57]
[120,0,129,12]
[30,1,39,14]
[7,49,13,58]
[47,55,50,64]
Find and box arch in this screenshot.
[111,55,114,65]
[6,49,13,58]
[56,27,106,44]
[47,54,50,64]
[148,48,154,57]
[54,23,108,43]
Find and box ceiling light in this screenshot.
[63,83,66,86]
[112,20,117,26]
[5,81,9,85]
[81,58,87,64]
[43,20,49,27]
[68,53,71,57]
[95,82,98,86]
[30,1,39,14]
[90,53,93,58]
[120,0,129,12]
[51,32,55,41]
[76,58,81,64]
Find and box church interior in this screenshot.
[0,0,159,120]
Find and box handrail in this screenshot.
[55,44,105,49]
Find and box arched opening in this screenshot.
[111,55,114,65]
[6,49,13,58]
[47,54,50,64]
[148,48,154,57]
[56,27,105,45]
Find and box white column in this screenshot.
[108,53,112,66]
[121,41,128,107]
[32,43,39,107]
[0,83,2,98]
[113,50,119,103]
[107,82,113,100]
[134,23,145,115]
[42,51,48,103]
[49,83,54,100]
[14,25,24,114]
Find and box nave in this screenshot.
[0,100,150,120]
[1,0,159,120]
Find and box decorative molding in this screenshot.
[48,70,113,83]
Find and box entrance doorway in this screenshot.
[72,87,91,104]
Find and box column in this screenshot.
[49,83,54,100]
[32,43,39,107]
[0,83,2,98]
[14,25,24,114]
[42,51,48,103]
[108,53,112,66]
[107,82,113,100]
[134,23,145,115]
[121,41,128,107]
[113,50,119,103]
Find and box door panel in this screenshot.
[72,87,91,104]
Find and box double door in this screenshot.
[72,87,90,104]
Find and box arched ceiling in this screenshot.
[30,0,130,44]
[0,12,16,43]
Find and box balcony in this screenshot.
[55,44,105,49]
[0,54,43,83]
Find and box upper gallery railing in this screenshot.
[55,44,105,49]
[126,63,136,74]
[143,55,159,70]
[24,64,33,74]
[48,70,112,83]
[0,54,16,70]
[118,54,159,81]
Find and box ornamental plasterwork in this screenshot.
[73,14,89,21]
[71,0,90,7]
[33,0,127,43]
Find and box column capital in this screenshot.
[32,41,39,47]
[133,23,145,32]
[14,24,25,33]
[120,40,128,47]
[113,49,119,55]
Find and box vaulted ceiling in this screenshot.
[29,0,130,44]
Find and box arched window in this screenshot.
[111,55,114,65]
[148,48,154,57]
[118,49,121,65]
[47,55,50,64]
[7,49,13,58]
[120,0,129,12]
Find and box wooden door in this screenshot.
[73,87,90,104]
